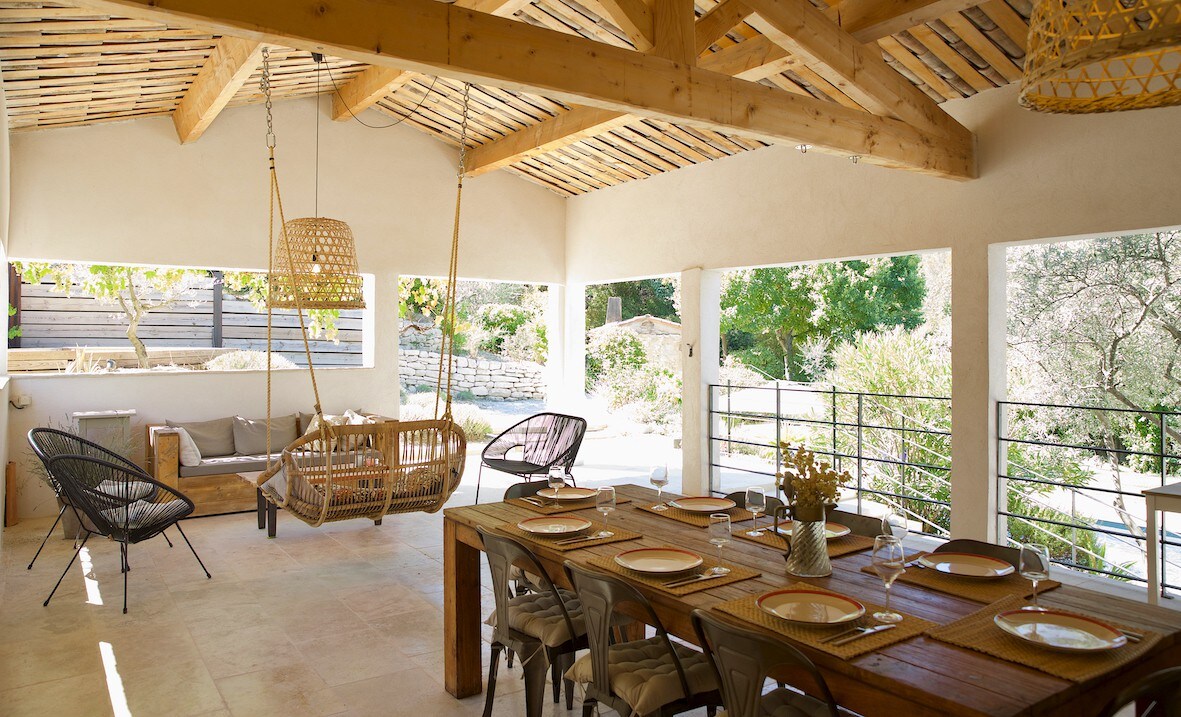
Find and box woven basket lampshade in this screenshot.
[270,217,366,310]
[1020,0,1181,113]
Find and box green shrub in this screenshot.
[587,327,647,387]
[204,350,297,371]
[599,365,682,427]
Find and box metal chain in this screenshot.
[261,47,275,149]
[457,83,471,174]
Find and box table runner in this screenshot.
[859,558,1062,603]
[505,494,632,515]
[637,502,755,527]
[926,594,1162,682]
[713,582,935,659]
[586,554,761,596]
[497,521,642,552]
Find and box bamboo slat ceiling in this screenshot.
[0,0,1033,195]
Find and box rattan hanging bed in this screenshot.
[254,50,468,531]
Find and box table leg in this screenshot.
[444,517,482,698]
[257,489,266,530]
[267,502,277,539]
[1146,496,1159,606]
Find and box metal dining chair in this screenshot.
[563,560,721,717]
[829,508,886,538]
[724,490,786,516]
[475,413,587,503]
[691,608,842,717]
[1098,666,1181,717]
[478,526,584,717]
[935,538,1021,568]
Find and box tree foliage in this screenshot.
[720,257,926,380]
[221,271,339,342]
[585,278,679,329]
[14,262,208,368]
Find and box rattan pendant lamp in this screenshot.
[1020,0,1181,113]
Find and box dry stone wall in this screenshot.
[399,349,545,400]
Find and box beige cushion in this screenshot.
[167,417,235,457]
[487,588,584,648]
[233,415,298,456]
[762,688,836,717]
[566,636,718,716]
[175,428,202,467]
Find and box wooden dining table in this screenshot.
[442,484,1181,717]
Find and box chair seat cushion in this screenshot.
[483,458,545,475]
[96,480,156,502]
[179,454,278,478]
[101,499,191,531]
[566,636,718,716]
[762,687,837,717]
[487,588,585,647]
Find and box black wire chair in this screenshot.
[474,413,587,504]
[44,454,210,613]
[1098,666,1181,717]
[27,427,169,571]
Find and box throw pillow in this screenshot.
[303,413,348,452]
[233,414,299,456]
[167,417,235,457]
[174,428,202,467]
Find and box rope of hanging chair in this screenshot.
[434,83,469,424]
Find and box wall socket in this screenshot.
[12,394,32,409]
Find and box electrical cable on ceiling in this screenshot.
[323,61,441,130]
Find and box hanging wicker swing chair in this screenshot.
[255,51,467,528]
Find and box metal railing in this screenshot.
[997,400,1180,597]
[708,382,952,536]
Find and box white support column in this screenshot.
[374,272,400,419]
[950,243,1007,541]
[680,268,722,495]
[544,284,565,406]
[552,282,587,412]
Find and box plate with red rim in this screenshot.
[773,522,852,540]
[666,496,737,513]
[614,547,704,574]
[517,516,592,537]
[918,552,1016,579]
[756,588,866,626]
[537,486,598,501]
[993,609,1127,652]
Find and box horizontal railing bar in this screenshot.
[710,410,952,437]
[999,435,1181,461]
[711,384,950,402]
[999,399,1181,418]
[999,510,1146,540]
[1000,473,1148,499]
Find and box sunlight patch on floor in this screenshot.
[79,547,103,606]
[99,641,131,717]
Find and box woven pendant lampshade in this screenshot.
[270,217,366,309]
[1020,0,1181,113]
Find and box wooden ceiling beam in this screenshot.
[330,65,413,121]
[80,0,974,178]
[466,0,965,175]
[743,0,969,142]
[652,0,695,62]
[582,0,655,51]
[171,36,262,143]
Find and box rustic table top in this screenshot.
[444,484,1181,717]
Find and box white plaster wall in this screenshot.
[564,84,1181,281]
[9,97,566,283]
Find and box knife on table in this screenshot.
[830,624,897,646]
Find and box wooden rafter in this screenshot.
[171,36,261,143]
[330,65,413,121]
[466,0,976,175]
[582,0,655,51]
[78,0,975,178]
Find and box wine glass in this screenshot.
[745,487,767,537]
[547,465,566,496]
[882,511,909,542]
[1020,543,1050,610]
[871,535,905,624]
[649,465,670,511]
[708,513,732,576]
[596,486,616,538]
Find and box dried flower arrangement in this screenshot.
[776,443,852,507]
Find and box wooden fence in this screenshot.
[10,273,364,370]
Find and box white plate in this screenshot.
[537,486,598,501]
[994,609,1127,653]
[614,547,704,574]
[756,589,866,626]
[773,522,852,540]
[517,516,592,537]
[918,552,1015,579]
[667,496,737,513]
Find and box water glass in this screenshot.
[872,535,905,623]
[596,486,616,537]
[547,465,566,493]
[745,487,767,536]
[649,465,670,511]
[1020,543,1051,610]
[882,511,909,542]
[708,513,732,575]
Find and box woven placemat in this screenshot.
[926,594,1162,683]
[735,528,875,558]
[637,502,755,526]
[860,559,1063,603]
[713,582,935,659]
[497,521,642,552]
[506,494,633,515]
[587,554,761,596]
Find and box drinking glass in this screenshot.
[745,487,767,537]
[547,465,566,494]
[1020,543,1051,610]
[708,513,732,575]
[649,465,670,511]
[596,486,616,538]
[872,535,905,624]
[882,511,909,542]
